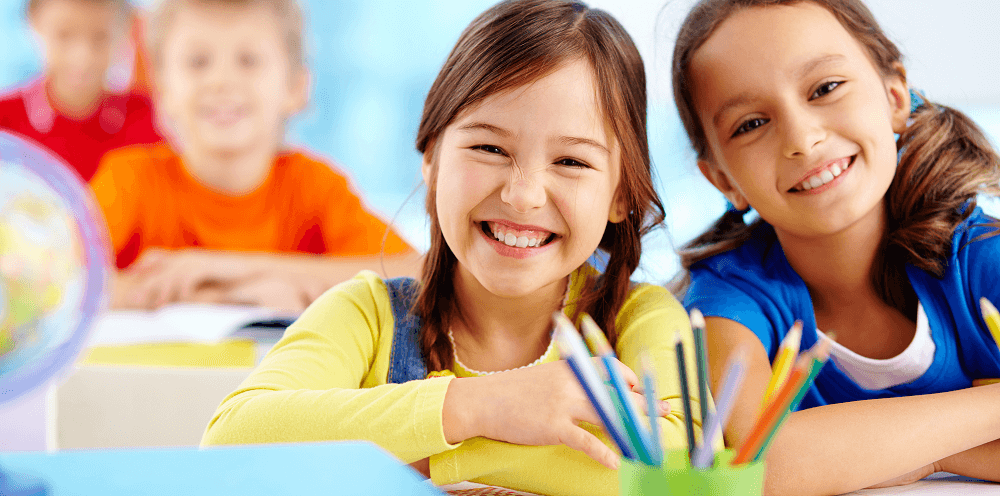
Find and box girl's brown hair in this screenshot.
[672,0,1000,312]
[415,0,665,371]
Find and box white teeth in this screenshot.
[796,159,853,192]
[487,222,551,248]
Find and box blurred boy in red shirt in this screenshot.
[0,0,160,181]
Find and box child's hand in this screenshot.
[866,462,940,489]
[217,274,312,313]
[445,358,669,470]
[123,248,262,308]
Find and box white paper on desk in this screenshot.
[86,304,297,346]
[846,473,999,495]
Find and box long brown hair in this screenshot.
[415,0,666,371]
[671,0,1000,312]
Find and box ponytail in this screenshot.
[876,99,1000,307]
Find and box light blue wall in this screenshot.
[4,0,1000,284]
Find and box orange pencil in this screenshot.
[731,353,810,465]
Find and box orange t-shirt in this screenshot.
[91,143,413,269]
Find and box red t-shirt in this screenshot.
[0,77,161,181]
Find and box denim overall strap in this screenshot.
[385,277,428,384]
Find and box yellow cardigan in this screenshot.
[202,267,708,496]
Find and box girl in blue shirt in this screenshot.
[671,0,1000,494]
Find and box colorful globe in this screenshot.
[0,131,110,405]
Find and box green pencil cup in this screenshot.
[619,449,764,496]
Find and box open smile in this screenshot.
[789,155,856,193]
[478,221,561,259]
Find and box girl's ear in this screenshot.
[608,193,626,223]
[421,144,434,186]
[885,62,910,134]
[698,159,749,211]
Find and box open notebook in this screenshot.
[86,304,298,347]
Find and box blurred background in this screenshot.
[3,0,999,284]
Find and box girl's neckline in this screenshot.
[448,276,572,376]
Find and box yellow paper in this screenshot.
[80,339,256,368]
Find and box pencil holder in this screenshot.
[619,449,764,496]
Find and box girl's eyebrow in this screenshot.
[794,53,846,80]
[713,93,758,128]
[557,136,609,155]
[457,122,512,137]
[711,54,848,128]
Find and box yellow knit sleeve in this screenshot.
[201,271,459,463]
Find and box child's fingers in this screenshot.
[626,391,671,417]
[611,358,640,386]
[560,424,620,470]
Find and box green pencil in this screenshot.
[690,309,711,447]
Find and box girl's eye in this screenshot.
[472,144,505,156]
[555,158,589,168]
[732,118,768,138]
[811,80,844,100]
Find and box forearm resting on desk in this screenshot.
[937,437,1000,482]
[757,383,1000,496]
[202,377,457,464]
[110,249,425,311]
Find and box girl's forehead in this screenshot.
[689,4,869,113]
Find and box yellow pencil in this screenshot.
[980,298,1000,348]
[762,321,802,406]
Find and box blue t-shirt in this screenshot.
[684,206,1000,410]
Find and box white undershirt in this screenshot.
[817,303,935,390]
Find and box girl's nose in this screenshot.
[781,106,826,159]
[500,170,547,214]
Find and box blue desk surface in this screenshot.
[0,441,443,496]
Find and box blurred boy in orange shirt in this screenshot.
[91,0,421,312]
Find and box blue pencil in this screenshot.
[552,313,637,460]
[580,315,655,465]
[692,349,747,468]
[640,353,663,466]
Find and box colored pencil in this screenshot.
[675,330,697,459]
[639,352,663,465]
[731,353,810,465]
[552,313,637,460]
[692,349,747,469]
[579,315,655,465]
[979,298,1000,349]
[689,309,712,444]
[753,337,831,462]
[762,321,802,407]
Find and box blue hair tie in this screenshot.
[909,88,926,113]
